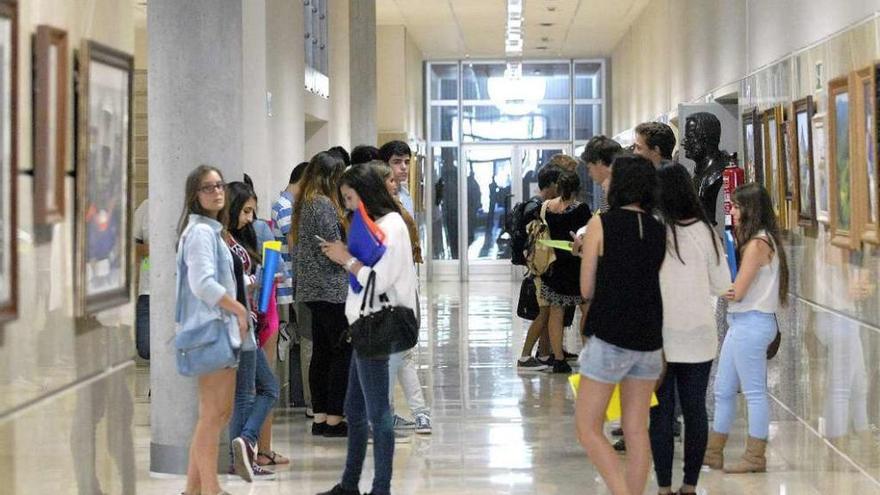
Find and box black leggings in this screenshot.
[649,360,713,488]
[306,301,352,417]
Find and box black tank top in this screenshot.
[584,208,666,351]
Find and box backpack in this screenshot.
[509,196,541,266]
[525,201,556,276]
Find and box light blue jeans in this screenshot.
[712,310,778,440]
[388,349,429,417]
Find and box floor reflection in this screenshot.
[135,281,880,494]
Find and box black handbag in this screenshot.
[348,271,419,359]
[517,276,539,320]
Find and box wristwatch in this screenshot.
[344,257,358,272]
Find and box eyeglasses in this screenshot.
[198,182,225,194]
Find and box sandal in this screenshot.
[257,450,290,466]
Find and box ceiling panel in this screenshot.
[376,0,650,59]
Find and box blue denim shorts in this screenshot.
[579,337,664,383]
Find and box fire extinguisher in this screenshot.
[722,152,744,228]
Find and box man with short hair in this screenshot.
[634,121,676,169]
[380,140,413,213]
[379,140,433,434]
[581,135,623,214]
[271,161,310,421]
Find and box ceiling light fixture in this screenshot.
[505,0,524,57]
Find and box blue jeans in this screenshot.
[712,311,778,439]
[230,349,280,449]
[341,351,394,495]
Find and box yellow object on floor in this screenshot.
[568,373,659,421]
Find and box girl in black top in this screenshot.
[575,155,666,495]
[540,170,592,373]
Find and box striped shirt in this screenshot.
[271,191,294,304]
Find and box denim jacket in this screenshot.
[176,214,255,350]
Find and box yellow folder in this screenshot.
[568,373,659,422]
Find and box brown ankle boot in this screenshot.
[702,431,728,469]
[724,436,767,473]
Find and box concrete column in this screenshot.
[348,0,377,147]
[148,0,244,475]
[242,0,272,215]
[267,0,305,187]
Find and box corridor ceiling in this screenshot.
[376,0,651,59]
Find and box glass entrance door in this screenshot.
[460,144,569,280]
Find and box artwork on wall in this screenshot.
[763,106,786,228]
[792,96,816,227]
[0,0,17,324]
[741,107,763,184]
[33,25,68,226]
[782,120,796,231]
[813,112,830,224]
[854,64,879,244]
[827,75,857,249]
[74,40,133,316]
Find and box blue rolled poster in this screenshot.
[724,229,738,281]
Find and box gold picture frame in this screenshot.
[763,105,787,229]
[853,64,879,245]
[827,75,858,249]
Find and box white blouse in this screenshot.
[659,222,731,363]
[345,212,418,325]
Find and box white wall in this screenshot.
[377,25,425,142]
[611,0,880,134]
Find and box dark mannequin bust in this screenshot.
[683,112,730,224]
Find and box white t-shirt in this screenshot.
[345,212,418,326]
[133,200,149,296]
[659,222,731,363]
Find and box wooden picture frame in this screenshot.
[74,40,133,316]
[792,96,817,227]
[853,64,880,244]
[827,75,858,249]
[33,25,67,226]
[763,106,787,229]
[742,107,764,184]
[0,0,17,324]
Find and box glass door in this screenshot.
[460,144,570,280]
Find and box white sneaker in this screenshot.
[414,413,432,434]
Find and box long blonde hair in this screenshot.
[291,151,346,243]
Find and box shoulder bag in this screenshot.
[174,228,240,377]
[348,270,418,359]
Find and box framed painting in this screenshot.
[827,75,857,249]
[813,112,830,224]
[0,0,17,324]
[792,96,817,227]
[742,107,763,184]
[33,25,67,226]
[853,64,879,244]
[763,106,786,228]
[74,40,133,316]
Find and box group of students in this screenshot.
[515,123,789,495]
[174,141,429,495]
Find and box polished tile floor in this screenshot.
[136,281,880,494]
